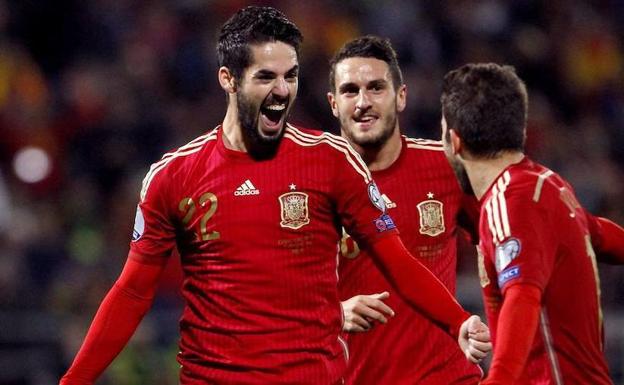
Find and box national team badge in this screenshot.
[132,205,145,241]
[416,193,445,237]
[279,192,310,230]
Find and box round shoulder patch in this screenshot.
[495,238,521,272]
[132,205,145,241]
[368,181,386,213]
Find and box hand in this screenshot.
[341,292,395,332]
[458,315,492,363]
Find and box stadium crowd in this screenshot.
[0,1,622,384]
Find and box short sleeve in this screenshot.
[128,166,177,265]
[486,194,557,294]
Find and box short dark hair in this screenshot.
[329,35,403,93]
[217,6,303,81]
[441,63,528,158]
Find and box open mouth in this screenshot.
[353,114,378,127]
[260,103,287,134]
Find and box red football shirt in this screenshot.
[129,124,396,384]
[478,157,612,384]
[338,136,482,384]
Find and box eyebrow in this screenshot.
[337,78,389,93]
[368,79,389,89]
[253,65,299,78]
[285,65,299,76]
[253,69,277,78]
[338,82,359,93]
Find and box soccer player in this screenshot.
[441,62,624,384]
[59,7,491,385]
[327,36,483,384]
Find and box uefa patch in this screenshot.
[374,213,396,233]
[368,182,386,213]
[498,266,520,287]
[495,238,521,273]
[132,205,145,241]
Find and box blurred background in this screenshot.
[0,0,623,384]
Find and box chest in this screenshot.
[374,165,462,241]
[173,155,338,251]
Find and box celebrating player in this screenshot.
[441,62,624,384]
[328,36,483,384]
[59,7,490,385]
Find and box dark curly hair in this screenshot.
[217,6,303,82]
[328,35,403,93]
[441,63,528,158]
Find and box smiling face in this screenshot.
[236,41,299,146]
[328,57,405,151]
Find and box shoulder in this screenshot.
[283,124,352,149]
[402,135,449,164]
[283,124,359,159]
[283,123,372,183]
[504,161,565,206]
[403,136,445,152]
[484,161,565,227]
[140,128,219,201]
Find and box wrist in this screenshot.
[451,310,471,339]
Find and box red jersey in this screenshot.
[129,124,396,384]
[338,136,482,384]
[478,157,612,384]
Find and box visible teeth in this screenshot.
[265,104,285,111]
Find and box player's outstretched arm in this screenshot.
[368,234,492,361]
[341,292,394,332]
[59,258,166,385]
[586,213,624,264]
[481,283,541,385]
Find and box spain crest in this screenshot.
[279,192,310,230]
[416,194,445,237]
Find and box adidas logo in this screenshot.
[382,194,397,209]
[234,179,260,196]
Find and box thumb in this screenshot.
[371,291,390,300]
[466,315,483,334]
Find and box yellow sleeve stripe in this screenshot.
[486,170,512,244]
[404,137,443,146]
[404,137,444,151]
[140,128,218,201]
[532,169,554,202]
[285,124,372,184]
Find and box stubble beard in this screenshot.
[447,155,474,195]
[237,90,287,159]
[342,108,398,151]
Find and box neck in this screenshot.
[464,151,525,199]
[222,103,247,152]
[349,126,402,172]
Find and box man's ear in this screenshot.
[326,92,339,118]
[218,66,237,93]
[396,84,407,113]
[449,129,463,156]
